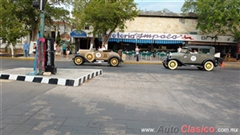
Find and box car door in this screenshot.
[197,48,209,62]
[94,51,109,60]
[181,52,189,63]
[187,53,199,64]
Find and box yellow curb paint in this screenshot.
[0,57,34,60]
[224,63,240,68]
[0,79,12,82]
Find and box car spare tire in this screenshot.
[85,52,95,62]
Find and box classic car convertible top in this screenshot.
[73,46,124,67]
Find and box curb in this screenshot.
[0,70,103,87]
[223,63,240,68]
[0,57,34,61]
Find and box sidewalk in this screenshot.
[1,68,102,86]
[1,54,240,68]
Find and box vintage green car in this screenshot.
[73,49,124,67]
[162,46,223,71]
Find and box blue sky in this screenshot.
[134,0,185,13]
[56,0,185,14]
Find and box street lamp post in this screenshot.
[38,0,45,75]
[38,15,45,75]
[135,33,137,47]
[32,0,45,74]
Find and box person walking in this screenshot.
[178,46,182,53]
[23,41,30,57]
[62,41,67,57]
[32,43,37,57]
[55,45,61,60]
[54,41,57,52]
[66,44,70,59]
[135,46,140,61]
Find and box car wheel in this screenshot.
[197,67,203,70]
[163,62,168,69]
[74,56,84,65]
[168,60,178,70]
[203,61,214,71]
[110,57,119,67]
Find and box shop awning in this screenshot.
[137,39,154,44]
[98,38,184,44]
[155,40,183,44]
[123,39,183,44]
[99,38,122,42]
[70,30,87,38]
[109,38,122,42]
[123,39,154,44]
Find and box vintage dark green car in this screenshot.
[162,46,223,71]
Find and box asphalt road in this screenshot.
[1,59,240,135]
[1,58,240,73]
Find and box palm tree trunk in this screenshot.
[10,43,14,58]
[31,27,39,41]
[89,35,95,50]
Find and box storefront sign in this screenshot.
[111,32,187,40]
[110,32,235,43]
[192,35,235,43]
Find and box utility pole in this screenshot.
[135,33,137,47]
[38,0,45,75]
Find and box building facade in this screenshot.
[74,12,237,58]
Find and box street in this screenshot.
[1,59,240,135]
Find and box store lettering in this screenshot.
[112,32,183,40]
[201,36,218,41]
[201,36,208,40]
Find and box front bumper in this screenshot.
[163,58,168,64]
[214,57,223,67]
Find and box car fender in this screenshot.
[167,58,184,66]
[215,57,223,66]
[73,54,87,62]
[108,56,120,63]
[202,59,215,66]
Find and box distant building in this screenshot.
[72,12,237,57]
[1,12,238,57]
